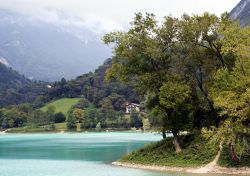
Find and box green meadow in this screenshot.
[40,98,81,116]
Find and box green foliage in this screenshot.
[0,103,58,129]
[70,108,84,123]
[104,11,250,162]
[0,105,29,128]
[46,105,55,123]
[0,59,138,131]
[218,144,250,167]
[104,12,227,151]
[130,111,143,128]
[80,107,99,129]
[7,126,55,133]
[73,98,90,109]
[47,59,139,108]
[159,80,190,109]
[66,113,77,130]
[0,59,138,109]
[29,110,48,126]
[54,112,66,123]
[121,134,218,167]
[0,63,30,95]
[204,24,250,159]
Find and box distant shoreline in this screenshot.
[2,128,153,134]
[112,161,250,175]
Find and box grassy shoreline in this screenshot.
[114,134,250,174]
[112,161,250,175]
[3,123,142,133]
[120,134,218,167]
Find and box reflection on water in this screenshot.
[0,132,160,161]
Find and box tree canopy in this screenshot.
[103,12,250,158]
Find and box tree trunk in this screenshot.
[172,130,182,153]
[198,83,219,127]
[228,142,240,162]
[192,67,220,128]
[162,128,166,139]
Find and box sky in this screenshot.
[0,0,241,33]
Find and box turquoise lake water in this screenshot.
[0,132,226,176]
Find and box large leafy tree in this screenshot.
[175,13,236,128]
[103,13,191,152]
[208,24,250,162]
[103,12,240,153]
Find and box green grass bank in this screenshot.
[119,134,250,168]
[40,98,81,116]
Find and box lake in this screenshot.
[0,132,224,176]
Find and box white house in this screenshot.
[125,103,141,114]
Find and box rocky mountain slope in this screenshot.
[0,10,111,81]
[230,0,250,27]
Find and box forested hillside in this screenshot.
[0,58,140,130]
[47,58,139,107]
[0,58,139,108]
[0,62,30,94]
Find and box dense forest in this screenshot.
[0,63,31,94]
[0,59,141,130]
[0,59,138,107]
[103,12,250,163]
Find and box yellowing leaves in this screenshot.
[159,80,191,109]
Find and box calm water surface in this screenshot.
[0,132,228,176]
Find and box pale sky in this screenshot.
[0,0,241,33]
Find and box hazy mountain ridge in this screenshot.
[230,0,250,27]
[0,9,111,81]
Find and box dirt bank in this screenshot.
[112,162,250,175]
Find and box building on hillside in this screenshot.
[125,103,141,114]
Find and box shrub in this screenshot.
[54,112,66,123]
[66,114,77,129]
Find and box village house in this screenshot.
[125,103,141,114]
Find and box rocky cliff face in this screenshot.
[230,0,250,27]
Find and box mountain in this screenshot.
[0,10,111,81]
[230,0,250,27]
[0,62,30,94]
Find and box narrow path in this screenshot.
[0,130,7,134]
[189,141,223,173]
[113,142,250,174]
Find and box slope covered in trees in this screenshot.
[0,63,30,95]
[47,58,139,107]
[0,58,141,130]
[0,58,139,108]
